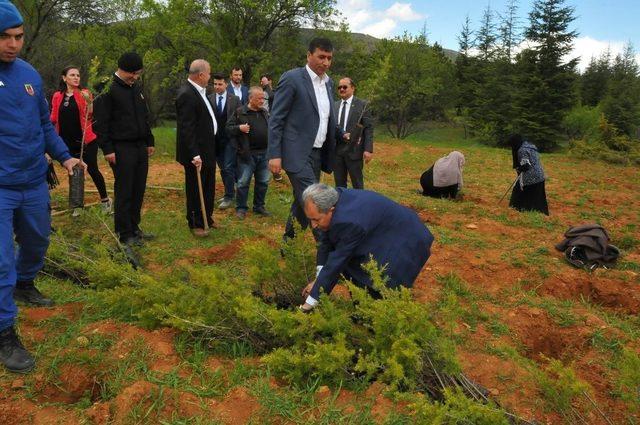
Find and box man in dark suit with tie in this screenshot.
[208,73,241,210]
[175,59,218,237]
[268,38,337,239]
[226,67,249,105]
[334,77,373,189]
[299,184,434,311]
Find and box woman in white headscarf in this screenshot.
[420,151,465,199]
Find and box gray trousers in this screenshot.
[284,148,322,239]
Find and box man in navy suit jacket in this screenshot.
[226,67,249,105]
[209,73,241,209]
[268,38,337,239]
[300,184,434,310]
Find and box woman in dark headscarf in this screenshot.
[419,151,465,199]
[508,134,549,215]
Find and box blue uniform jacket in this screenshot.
[311,188,434,299]
[0,59,70,188]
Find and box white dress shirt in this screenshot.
[305,65,331,148]
[231,83,243,101]
[338,95,353,131]
[188,79,217,161]
[188,79,217,135]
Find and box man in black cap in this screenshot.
[94,52,156,247]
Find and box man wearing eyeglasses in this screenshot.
[268,38,337,240]
[94,52,155,248]
[334,77,373,189]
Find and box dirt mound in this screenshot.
[84,320,181,370]
[103,380,206,424]
[20,303,85,343]
[187,239,244,265]
[540,272,640,314]
[365,382,398,423]
[0,395,38,425]
[32,406,81,425]
[211,386,260,424]
[459,350,539,422]
[34,364,99,404]
[504,306,590,361]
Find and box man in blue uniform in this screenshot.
[299,184,434,311]
[0,1,82,373]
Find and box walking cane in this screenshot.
[498,174,520,204]
[196,166,209,233]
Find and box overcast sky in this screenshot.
[335,0,639,71]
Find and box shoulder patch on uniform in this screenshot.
[24,84,35,96]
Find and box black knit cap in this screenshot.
[117,52,143,72]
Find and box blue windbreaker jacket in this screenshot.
[0,58,70,188]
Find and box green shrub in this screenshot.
[568,114,640,165]
[263,260,459,391]
[46,228,490,409]
[243,230,315,308]
[411,388,510,424]
[617,349,640,411]
[535,359,591,413]
[563,104,600,140]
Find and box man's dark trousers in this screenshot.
[110,141,148,242]
[183,163,215,229]
[216,140,236,201]
[334,153,364,189]
[284,148,322,239]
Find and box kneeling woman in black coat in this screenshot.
[420,151,465,199]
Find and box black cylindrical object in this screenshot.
[68,164,85,209]
[46,163,59,189]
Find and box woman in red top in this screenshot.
[50,66,110,214]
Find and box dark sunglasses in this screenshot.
[338,85,349,90]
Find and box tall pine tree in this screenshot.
[601,43,640,138]
[515,0,578,150]
[580,49,611,107]
[455,15,476,116]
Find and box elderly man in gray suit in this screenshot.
[334,77,373,189]
[268,37,337,239]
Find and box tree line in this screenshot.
[14,0,640,157]
[455,0,640,157]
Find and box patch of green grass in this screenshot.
[617,234,639,251]
[98,337,153,400]
[536,298,580,328]
[152,123,177,158]
[485,342,517,359]
[618,260,640,272]
[487,320,510,336]
[437,273,472,299]
[589,329,623,356]
[614,349,640,412]
[249,373,310,423]
[147,368,224,399]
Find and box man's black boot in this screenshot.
[0,327,35,373]
[13,281,54,307]
[134,229,156,242]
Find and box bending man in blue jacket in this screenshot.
[0,1,82,373]
[300,184,434,311]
